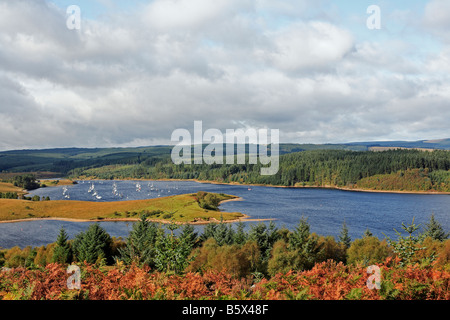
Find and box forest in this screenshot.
[1,214,449,300]
[1,145,450,193]
[69,149,450,192]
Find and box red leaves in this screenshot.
[0,259,448,300]
[253,258,449,300]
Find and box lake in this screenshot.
[1,180,449,248]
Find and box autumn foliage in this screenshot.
[0,257,448,300]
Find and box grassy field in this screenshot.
[39,179,76,187]
[0,193,244,223]
[0,182,26,195]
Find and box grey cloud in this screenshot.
[0,0,449,151]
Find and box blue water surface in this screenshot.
[0,180,448,248]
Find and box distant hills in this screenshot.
[345,138,450,150]
[0,139,448,176]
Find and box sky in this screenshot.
[0,0,449,151]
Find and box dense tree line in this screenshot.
[8,174,40,190]
[1,214,448,279]
[357,168,450,192]
[68,150,450,191]
[0,192,18,199]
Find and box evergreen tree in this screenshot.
[248,221,280,262]
[52,227,72,264]
[118,216,159,267]
[267,221,280,250]
[179,224,199,249]
[154,223,194,274]
[385,218,427,266]
[200,223,218,242]
[72,224,112,264]
[423,213,449,241]
[289,217,311,248]
[233,221,248,245]
[363,228,373,238]
[339,222,351,249]
[214,219,229,246]
[213,217,235,246]
[288,217,323,268]
[248,223,269,258]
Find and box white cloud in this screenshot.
[266,21,353,72]
[142,0,253,31]
[423,0,450,43]
[424,0,450,30]
[0,0,448,151]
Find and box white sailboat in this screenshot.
[112,182,119,196]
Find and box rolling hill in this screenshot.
[0,139,448,177]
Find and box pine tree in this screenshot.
[423,213,449,241]
[72,224,112,264]
[339,222,351,249]
[154,223,194,274]
[118,216,159,267]
[269,217,323,272]
[200,222,218,242]
[289,217,311,249]
[385,218,427,266]
[248,223,268,255]
[363,228,373,238]
[212,216,235,247]
[267,221,280,250]
[233,221,248,245]
[179,224,199,249]
[52,227,72,264]
[214,219,229,246]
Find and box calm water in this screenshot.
[1,180,449,248]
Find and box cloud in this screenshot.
[0,0,449,151]
[265,21,354,72]
[142,0,253,31]
[424,0,450,34]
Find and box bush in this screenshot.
[317,236,347,263]
[436,239,450,269]
[0,259,448,300]
[162,213,174,219]
[0,192,18,199]
[11,174,40,190]
[347,236,393,266]
[187,239,260,278]
[195,191,221,210]
[414,237,450,267]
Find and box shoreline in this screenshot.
[0,214,274,226]
[73,177,450,195]
[190,179,450,195]
[335,186,450,195]
[0,215,274,225]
